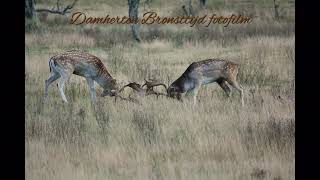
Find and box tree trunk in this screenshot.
[25,0,35,18]
[187,0,193,16]
[199,0,206,9]
[182,0,194,16]
[128,0,141,42]
[273,0,279,20]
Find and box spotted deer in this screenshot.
[44,50,118,103]
[167,59,244,106]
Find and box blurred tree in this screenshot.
[143,0,152,10]
[273,0,279,20]
[128,0,141,42]
[182,0,194,16]
[199,0,206,9]
[25,0,78,19]
[25,0,35,18]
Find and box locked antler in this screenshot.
[118,81,167,98]
[142,78,168,92]
[113,93,141,105]
[107,88,141,105]
[118,82,143,93]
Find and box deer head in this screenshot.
[100,79,118,97]
[167,85,183,101]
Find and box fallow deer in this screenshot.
[44,50,120,103]
[167,58,244,106]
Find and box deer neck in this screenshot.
[177,74,195,92]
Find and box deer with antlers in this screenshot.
[44,50,166,103]
[44,50,128,103]
[44,51,243,106]
[167,58,244,106]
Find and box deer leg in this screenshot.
[57,76,69,103]
[217,80,231,97]
[85,77,96,101]
[55,65,74,103]
[56,68,73,103]
[185,89,194,97]
[44,72,60,99]
[193,85,201,106]
[227,78,244,106]
[187,82,200,106]
[185,82,201,105]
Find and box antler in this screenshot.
[113,93,141,105]
[146,91,167,98]
[118,81,168,98]
[118,82,143,93]
[110,82,143,104]
[142,78,168,92]
[111,79,183,103]
[106,88,141,104]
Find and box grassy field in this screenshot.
[25,0,295,179]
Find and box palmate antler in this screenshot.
[118,82,143,93]
[142,78,168,92]
[108,78,184,104]
[108,89,141,105]
[118,80,167,98]
[113,93,141,105]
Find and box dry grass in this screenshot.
[25,1,295,179]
